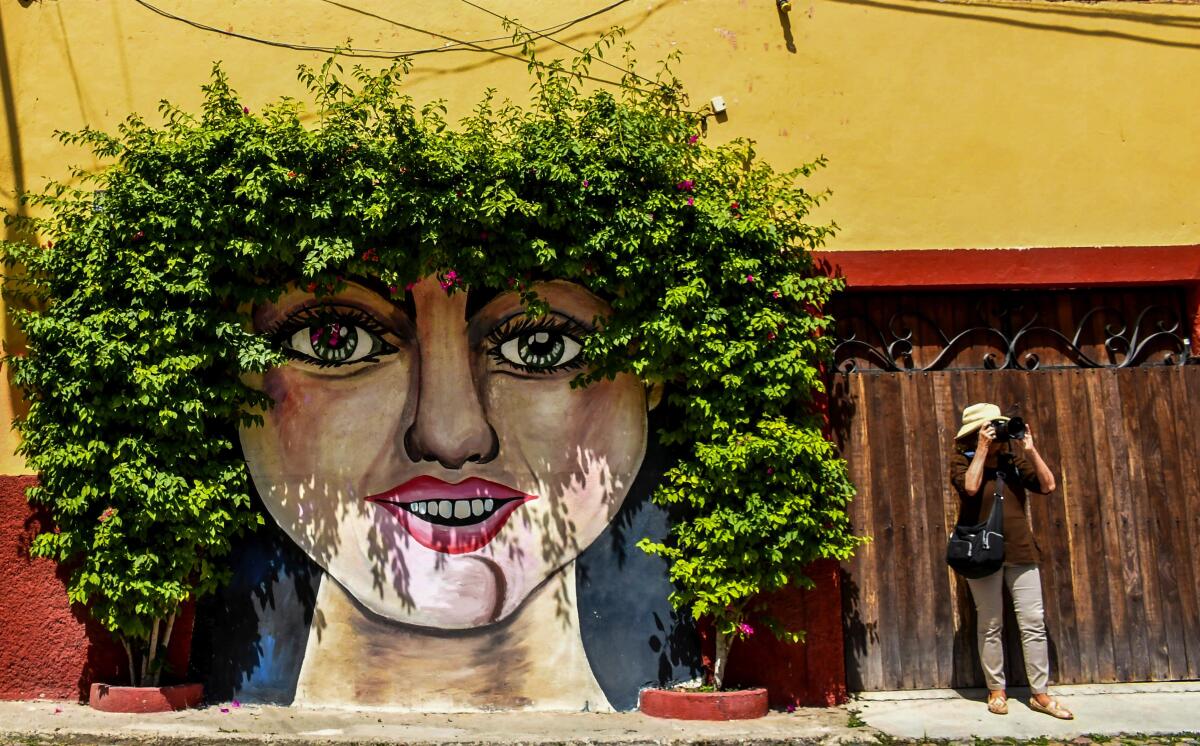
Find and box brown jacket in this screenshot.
[949,450,1049,565]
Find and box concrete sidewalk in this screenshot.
[852,681,1200,741]
[2,682,1199,745]
[0,700,861,746]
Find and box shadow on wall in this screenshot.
[839,567,874,693]
[575,417,702,711]
[189,523,320,705]
[831,0,1200,50]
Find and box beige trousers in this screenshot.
[965,564,1050,693]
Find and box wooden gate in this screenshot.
[830,289,1200,691]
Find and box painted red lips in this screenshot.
[365,475,536,554]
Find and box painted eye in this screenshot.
[496,330,582,371]
[283,318,393,366]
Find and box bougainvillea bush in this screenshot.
[3,34,859,688]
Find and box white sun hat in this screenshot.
[956,402,1008,440]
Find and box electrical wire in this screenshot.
[455,0,660,90]
[129,0,703,109]
[130,0,635,60]
[315,0,660,94]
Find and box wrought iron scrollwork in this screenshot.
[833,300,1195,373]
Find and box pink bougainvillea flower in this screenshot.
[99,507,116,523]
[220,707,230,714]
[738,622,755,636]
[786,704,796,714]
[767,332,776,341]
[688,134,699,144]
[404,282,416,291]
[389,285,399,295]
[232,699,241,708]
[773,290,782,299]
[746,274,755,284]
[242,106,249,115]
[675,179,695,191]
[686,197,694,206]
[766,466,775,474]
[582,179,590,188]
[133,231,145,241]
[361,248,379,262]
[730,201,740,211]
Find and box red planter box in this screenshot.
[639,687,769,720]
[88,683,204,713]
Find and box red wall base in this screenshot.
[0,475,123,700]
[0,475,194,701]
[701,559,847,707]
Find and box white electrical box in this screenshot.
[710,95,727,114]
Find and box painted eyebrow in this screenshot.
[339,275,416,324]
[465,286,503,319]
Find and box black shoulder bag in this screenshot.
[946,462,1006,578]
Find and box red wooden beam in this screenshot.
[813,245,1200,353]
[813,245,1200,291]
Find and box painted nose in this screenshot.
[403,281,499,469]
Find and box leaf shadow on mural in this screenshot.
[196,282,700,709]
[194,422,700,708]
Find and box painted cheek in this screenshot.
[490,375,644,521]
[262,369,294,422]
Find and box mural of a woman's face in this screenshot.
[240,276,648,629]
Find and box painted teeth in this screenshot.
[405,499,498,520]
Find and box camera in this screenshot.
[992,416,1026,442]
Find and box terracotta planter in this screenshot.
[88,682,204,713]
[639,687,769,720]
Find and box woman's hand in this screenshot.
[975,423,996,452]
[1017,425,1056,493]
[1018,426,1036,453]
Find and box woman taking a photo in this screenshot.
[950,403,1074,720]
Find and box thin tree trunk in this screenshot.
[122,639,138,687]
[143,617,160,685]
[712,629,731,691]
[152,613,176,687]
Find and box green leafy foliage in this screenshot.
[2,32,861,681]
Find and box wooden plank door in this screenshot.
[832,366,1200,691]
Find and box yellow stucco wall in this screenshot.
[2,0,1199,471]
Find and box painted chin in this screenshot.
[365,475,537,555]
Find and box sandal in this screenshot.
[987,694,1008,715]
[1029,697,1074,720]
